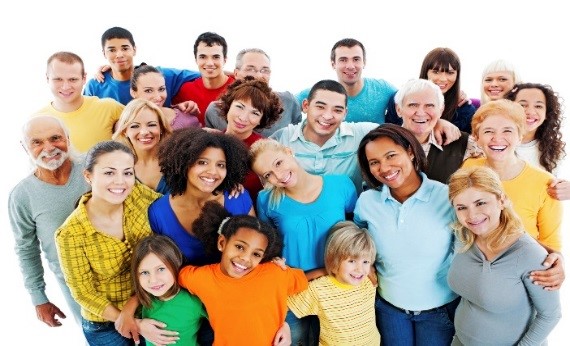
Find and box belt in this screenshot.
[382,297,458,316]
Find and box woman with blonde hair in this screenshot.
[113,98,172,194]
[447,166,561,345]
[250,138,357,345]
[480,59,522,105]
[462,99,564,289]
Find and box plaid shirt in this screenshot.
[55,182,160,322]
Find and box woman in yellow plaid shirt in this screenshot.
[55,141,167,346]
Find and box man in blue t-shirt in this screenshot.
[83,26,200,107]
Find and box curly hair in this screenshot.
[158,127,249,196]
[217,76,283,130]
[506,83,566,173]
[193,201,283,262]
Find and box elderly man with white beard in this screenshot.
[8,115,89,335]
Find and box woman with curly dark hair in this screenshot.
[217,76,283,202]
[148,127,254,266]
[506,83,569,200]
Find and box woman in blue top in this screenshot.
[250,138,357,346]
[148,127,254,266]
[354,124,459,346]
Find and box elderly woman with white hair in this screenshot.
[394,78,481,184]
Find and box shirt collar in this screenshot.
[290,119,356,144]
[379,172,431,203]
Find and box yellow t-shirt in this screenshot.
[35,96,123,153]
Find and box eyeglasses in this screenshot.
[241,66,271,75]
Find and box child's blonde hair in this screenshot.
[324,221,376,275]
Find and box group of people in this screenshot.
[8,25,567,346]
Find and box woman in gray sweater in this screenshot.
[447,166,561,345]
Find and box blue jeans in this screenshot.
[82,318,135,346]
[375,296,459,346]
[285,310,319,346]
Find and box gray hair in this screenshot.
[394,78,445,112]
[235,48,271,69]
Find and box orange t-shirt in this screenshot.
[179,262,307,346]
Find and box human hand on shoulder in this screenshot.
[434,119,460,146]
[530,251,565,290]
[94,65,111,83]
[173,100,200,115]
[271,257,287,270]
[547,178,570,201]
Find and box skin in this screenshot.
[46,59,86,112]
[22,116,73,326]
[130,71,199,116]
[365,137,421,203]
[252,147,299,189]
[333,256,372,286]
[475,115,522,171]
[513,88,547,143]
[331,45,365,96]
[474,115,565,289]
[137,253,176,300]
[452,187,506,259]
[103,38,136,81]
[482,71,515,101]
[23,117,70,176]
[397,88,443,144]
[427,65,457,94]
[301,90,347,147]
[217,227,268,278]
[186,147,227,194]
[84,150,136,207]
[124,108,163,191]
[235,52,272,82]
[195,42,228,89]
[125,108,162,153]
[225,99,263,140]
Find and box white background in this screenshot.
[1,0,568,344]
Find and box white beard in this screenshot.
[34,148,68,170]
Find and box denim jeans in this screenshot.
[285,310,319,346]
[375,296,459,346]
[81,318,135,346]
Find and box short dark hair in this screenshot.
[218,77,283,130]
[330,38,366,62]
[307,79,348,107]
[101,26,135,48]
[158,128,249,196]
[357,124,427,189]
[193,201,283,262]
[194,32,228,58]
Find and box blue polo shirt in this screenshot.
[354,172,458,311]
